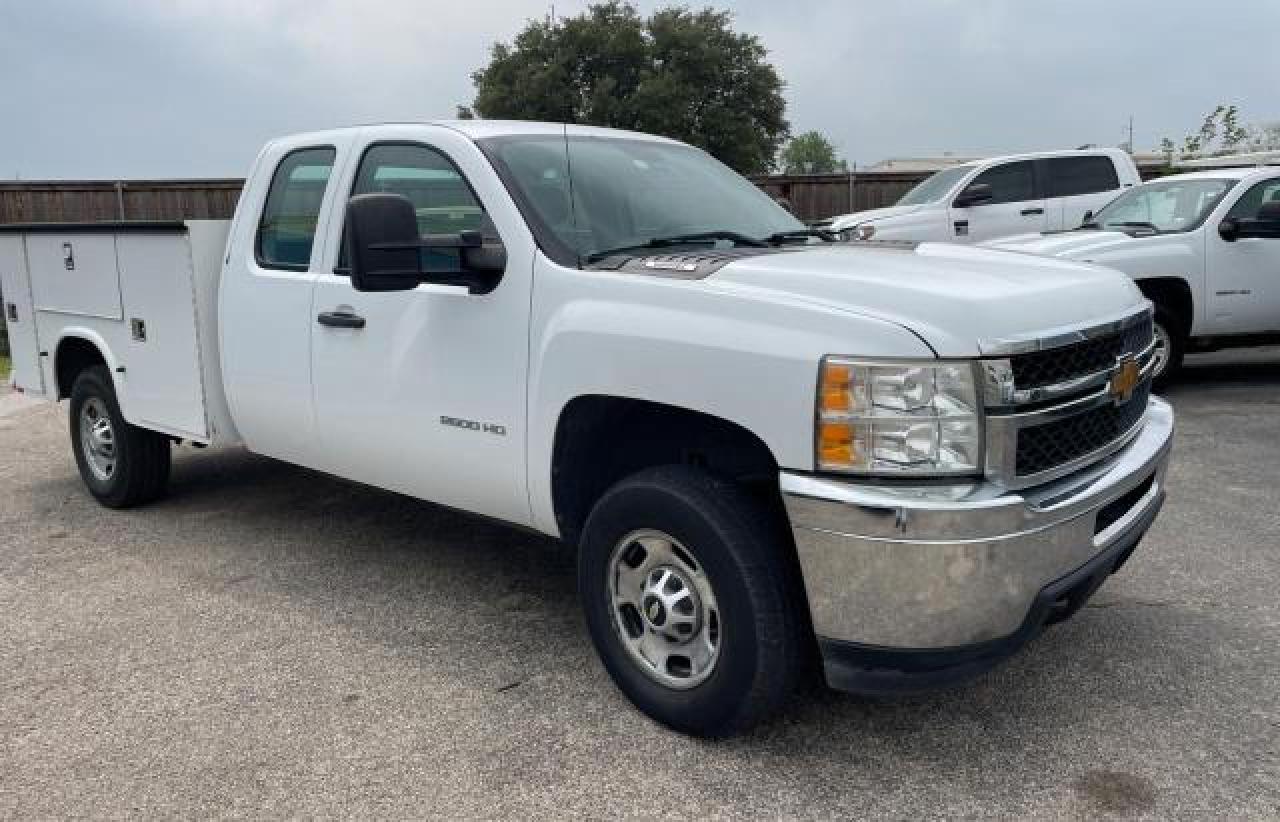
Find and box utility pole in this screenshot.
[1127,115,1135,153]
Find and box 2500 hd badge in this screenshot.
[440,415,507,436]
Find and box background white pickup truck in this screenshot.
[821,148,1140,244]
[988,167,1280,381]
[0,121,1173,736]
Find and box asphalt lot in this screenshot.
[1,350,1278,820]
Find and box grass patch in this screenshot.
[0,354,10,381]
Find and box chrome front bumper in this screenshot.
[781,397,1174,688]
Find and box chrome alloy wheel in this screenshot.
[79,397,117,482]
[607,529,721,689]
[1151,321,1173,379]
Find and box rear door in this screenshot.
[949,160,1046,242]
[1207,176,1280,333]
[218,141,349,466]
[1042,155,1124,230]
[0,235,46,396]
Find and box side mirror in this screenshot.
[1228,202,1280,241]
[346,192,507,294]
[346,193,422,292]
[953,182,994,208]
[1218,217,1240,242]
[1081,209,1094,224]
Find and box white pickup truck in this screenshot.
[988,167,1280,381]
[821,149,1140,245]
[0,121,1173,737]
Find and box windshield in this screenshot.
[896,165,972,206]
[480,135,804,265]
[1089,178,1236,233]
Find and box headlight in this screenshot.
[855,224,876,241]
[816,358,982,475]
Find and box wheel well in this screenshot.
[55,337,107,399]
[551,396,781,547]
[1135,278,1193,336]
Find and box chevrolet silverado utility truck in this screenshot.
[988,167,1280,382]
[0,122,1173,737]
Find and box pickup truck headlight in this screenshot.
[843,224,875,241]
[817,358,982,475]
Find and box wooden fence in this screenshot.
[0,180,243,225]
[0,161,1175,228]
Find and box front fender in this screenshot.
[525,271,933,534]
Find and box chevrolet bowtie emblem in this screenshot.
[1109,356,1140,405]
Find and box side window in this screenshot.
[968,161,1036,205]
[341,143,490,275]
[1046,156,1121,197]
[1226,179,1280,219]
[256,147,336,270]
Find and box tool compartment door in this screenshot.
[26,233,124,320]
[114,228,208,440]
[0,235,47,396]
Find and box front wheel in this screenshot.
[69,365,171,508]
[578,465,806,737]
[1150,307,1185,389]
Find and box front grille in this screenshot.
[1011,315,1153,390]
[1015,381,1150,476]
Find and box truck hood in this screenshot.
[828,204,926,231]
[708,243,1146,357]
[983,230,1140,260]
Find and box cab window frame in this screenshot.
[334,140,496,278]
[255,145,337,273]
[1043,156,1121,198]
[963,160,1039,206]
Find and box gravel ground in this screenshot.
[1,349,1278,820]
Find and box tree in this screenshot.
[1162,104,1272,159]
[779,131,846,174]
[465,2,790,175]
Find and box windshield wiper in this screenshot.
[762,228,839,245]
[1112,221,1161,233]
[584,230,768,263]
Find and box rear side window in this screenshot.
[969,161,1036,204]
[256,147,336,270]
[1046,156,1121,197]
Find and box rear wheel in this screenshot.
[578,465,805,737]
[1150,307,1185,388]
[69,365,170,508]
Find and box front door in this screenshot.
[1208,178,1280,333]
[950,160,1047,243]
[309,129,534,525]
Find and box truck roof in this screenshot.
[950,147,1132,168]
[1146,166,1280,183]
[266,120,681,150]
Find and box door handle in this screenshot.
[1020,207,1045,216]
[317,310,366,329]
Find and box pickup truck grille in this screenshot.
[982,308,1155,488]
[1011,314,1153,389]
[1015,381,1150,476]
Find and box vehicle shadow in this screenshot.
[153,449,1209,739]
[1166,349,1280,392]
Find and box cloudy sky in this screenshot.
[3,0,1278,179]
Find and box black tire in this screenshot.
[1151,306,1186,389]
[578,465,806,737]
[69,365,170,508]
